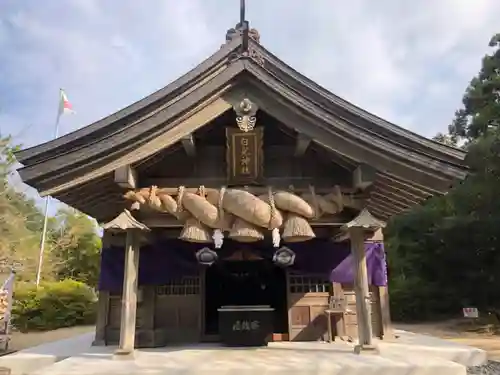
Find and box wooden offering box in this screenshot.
[218,305,275,347]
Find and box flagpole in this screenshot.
[35,92,63,287]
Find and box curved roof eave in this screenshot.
[19,57,467,195]
[14,38,244,165]
[18,62,243,187]
[237,69,466,191]
[16,37,468,198]
[240,60,467,180]
[252,41,467,163]
[15,37,467,170]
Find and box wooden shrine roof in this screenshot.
[15,26,468,222]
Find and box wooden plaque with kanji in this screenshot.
[226,127,263,185]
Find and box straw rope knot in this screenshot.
[217,186,227,229]
[267,186,276,230]
[309,185,320,220]
[176,186,185,214]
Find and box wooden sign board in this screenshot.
[226,127,263,185]
[462,307,479,318]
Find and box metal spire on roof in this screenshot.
[240,0,245,26]
[240,0,249,52]
[224,0,260,47]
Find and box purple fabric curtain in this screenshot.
[329,242,388,286]
[98,238,388,291]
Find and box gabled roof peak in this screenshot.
[224,0,261,49]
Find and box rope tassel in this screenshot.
[123,185,345,244]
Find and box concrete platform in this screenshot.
[389,329,487,366]
[0,332,94,375]
[0,330,487,375]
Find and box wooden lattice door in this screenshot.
[154,276,202,344]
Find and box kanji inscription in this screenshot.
[226,127,263,185]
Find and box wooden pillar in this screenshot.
[367,229,394,340]
[342,208,385,354]
[377,286,394,339]
[350,227,374,349]
[115,229,140,357]
[101,209,149,359]
[93,290,109,346]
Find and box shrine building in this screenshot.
[15,15,467,356]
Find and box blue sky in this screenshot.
[1,0,499,194]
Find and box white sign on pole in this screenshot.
[462,307,479,318]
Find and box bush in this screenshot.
[12,279,97,332]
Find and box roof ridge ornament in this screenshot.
[224,0,260,45]
[235,98,258,132]
[225,25,260,44]
[223,1,265,67]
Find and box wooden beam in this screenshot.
[141,177,358,193]
[332,231,350,243]
[367,200,404,216]
[60,183,122,206]
[294,133,311,157]
[367,207,391,221]
[371,185,421,206]
[79,193,124,213]
[114,165,137,189]
[134,144,182,170]
[55,175,112,200]
[370,192,413,210]
[369,198,410,214]
[139,212,357,228]
[353,164,376,190]
[181,134,196,157]
[377,173,437,197]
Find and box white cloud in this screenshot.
[1,0,499,149]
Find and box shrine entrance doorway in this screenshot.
[204,259,288,339]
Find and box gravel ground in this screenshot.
[468,361,500,375]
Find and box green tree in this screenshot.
[1,134,102,285]
[388,33,500,322]
[49,208,101,287]
[432,132,458,147]
[448,34,500,142]
[0,135,46,280]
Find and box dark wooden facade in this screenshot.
[97,256,387,347]
[16,19,468,354]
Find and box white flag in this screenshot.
[58,89,75,116]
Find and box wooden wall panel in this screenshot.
[107,296,122,330]
[154,276,202,345]
[287,272,331,341]
[105,289,155,347]
[104,276,202,347]
[341,284,383,339]
[139,144,352,189]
